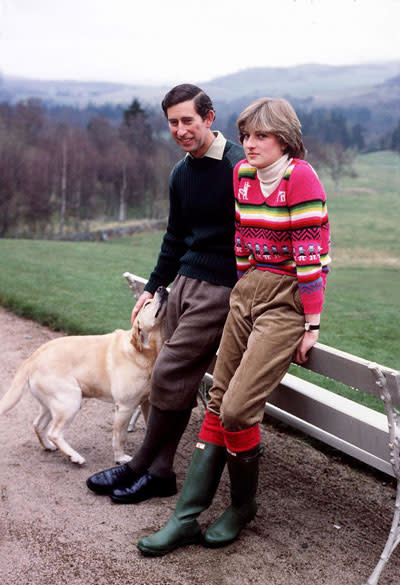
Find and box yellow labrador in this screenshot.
[0,284,168,465]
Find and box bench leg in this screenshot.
[366,366,400,585]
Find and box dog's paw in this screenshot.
[44,443,57,452]
[115,454,132,464]
[70,453,86,465]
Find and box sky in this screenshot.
[1,0,400,86]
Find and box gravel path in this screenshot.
[0,306,399,585]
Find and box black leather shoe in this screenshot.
[110,472,177,504]
[86,463,140,495]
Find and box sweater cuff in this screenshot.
[144,278,162,295]
[301,294,324,315]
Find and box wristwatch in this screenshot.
[305,322,320,331]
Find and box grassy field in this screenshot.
[318,151,400,364]
[0,233,164,334]
[0,151,399,411]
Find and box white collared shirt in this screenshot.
[205,131,227,160]
[187,131,227,161]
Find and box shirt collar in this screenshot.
[186,131,227,160]
[204,131,226,160]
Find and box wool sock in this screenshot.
[128,404,191,478]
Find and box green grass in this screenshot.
[295,151,400,411]
[321,150,400,196]
[321,267,399,366]
[0,151,399,413]
[0,233,163,334]
[288,265,400,412]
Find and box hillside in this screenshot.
[1,61,400,109]
[0,75,168,107]
[202,62,400,104]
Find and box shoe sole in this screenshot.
[110,488,178,504]
[86,480,115,496]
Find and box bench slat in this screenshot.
[304,343,399,407]
[269,373,393,476]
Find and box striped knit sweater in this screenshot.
[234,158,331,314]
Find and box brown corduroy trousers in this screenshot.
[207,268,306,431]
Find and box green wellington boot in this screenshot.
[137,441,226,556]
[203,445,263,548]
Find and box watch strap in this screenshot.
[305,322,320,331]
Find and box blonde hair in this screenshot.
[237,97,306,159]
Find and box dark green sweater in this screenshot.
[145,139,244,294]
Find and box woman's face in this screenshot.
[241,130,286,169]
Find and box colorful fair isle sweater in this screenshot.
[234,158,331,314]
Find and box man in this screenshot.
[86,84,243,504]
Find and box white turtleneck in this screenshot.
[257,154,292,198]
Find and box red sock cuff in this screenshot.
[223,425,260,453]
[198,411,225,447]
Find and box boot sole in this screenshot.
[203,506,257,548]
[202,537,236,549]
[137,533,202,557]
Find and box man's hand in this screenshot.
[294,330,319,365]
[131,291,153,324]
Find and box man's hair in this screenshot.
[162,84,214,119]
[237,97,306,159]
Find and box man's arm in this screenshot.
[132,167,186,322]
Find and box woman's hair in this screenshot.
[237,97,306,159]
[161,84,214,120]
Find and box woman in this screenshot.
[137,97,331,556]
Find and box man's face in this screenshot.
[166,99,215,158]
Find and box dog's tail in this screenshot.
[0,360,30,415]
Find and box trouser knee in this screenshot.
[220,404,251,432]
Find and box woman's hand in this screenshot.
[131,291,153,324]
[294,330,319,364]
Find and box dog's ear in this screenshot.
[130,319,142,351]
[131,320,150,351]
[124,272,143,300]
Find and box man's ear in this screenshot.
[205,109,215,128]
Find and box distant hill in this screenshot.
[1,62,400,109]
[202,62,400,105]
[1,62,400,142]
[0,75,168,107]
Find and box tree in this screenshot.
[0,126,24,236]
[121,98,153,152]
[306,139,357,190]
[119,99,155,216]
[0,98,180,237]
[223,112,240,142]
[87,115,118,154]
[350,123,365,151]
[15,99,46,146]
[391,120,400,152]
[108,139,138,222]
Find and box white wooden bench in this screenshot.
[126,273,400,585]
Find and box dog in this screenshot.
[0,280,168,465]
